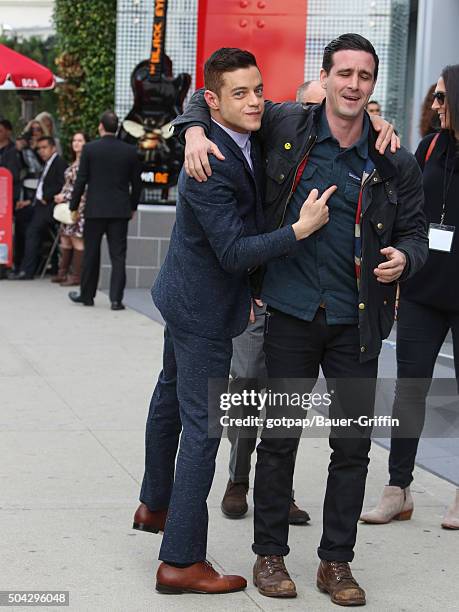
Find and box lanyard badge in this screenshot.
[428,223,455,252]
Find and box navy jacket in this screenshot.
[153,121,296,340]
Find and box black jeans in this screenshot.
[389,298,459,488]
[81,218,129,303]
[253,307,378,563]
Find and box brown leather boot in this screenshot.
[221,480,248,518]
[156,560,247,594]
[253,555,297,598]
[51,247,72,283]
[60,249,83,286]
[317,560,366,606]
[289,496,310,525]
[132,503,167,533]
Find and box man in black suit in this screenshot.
[68,110,141,309]
[131,48,335,595]
[10,136,67,280]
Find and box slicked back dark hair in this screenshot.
[442,64,459,135]
[0,118,13,131]
[100,110,119,133]
[322,33,379,81]
[204,47,258,95]
[37,136,56,147]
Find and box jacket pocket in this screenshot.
[264,153,293,207]
[369,204,397,248]
[266,152,291,185]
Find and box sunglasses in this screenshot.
[432,91,446,105]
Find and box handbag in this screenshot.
[53,202,74,225]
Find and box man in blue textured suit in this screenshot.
[132,48,336,595]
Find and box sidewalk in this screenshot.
[0,279,457,612]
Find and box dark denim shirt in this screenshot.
[262,107,369,324]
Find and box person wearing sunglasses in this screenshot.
[361,64,459,530]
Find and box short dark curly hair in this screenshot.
[204,47,258,95]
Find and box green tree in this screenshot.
[54,0,116,153]
[0,35,58,132]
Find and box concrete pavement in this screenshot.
[0,279,457,612]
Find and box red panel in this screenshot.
[196,0,307,102]
[0,168,13,268]
[205,0,306,14]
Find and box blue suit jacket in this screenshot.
[153,122,296,339]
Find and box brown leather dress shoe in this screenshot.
[156,560,247,594]
[317,560,366,606]
[253,555,297,598]
[221,480,249,518]
[132,503,167,533]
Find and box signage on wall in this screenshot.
[0,167,13,267]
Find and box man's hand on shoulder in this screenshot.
[184,126,225,182]
[373,246,406,283]
[370,114,400,154]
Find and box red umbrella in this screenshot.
[0,43,57,90]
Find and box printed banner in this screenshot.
[0,167,13,267]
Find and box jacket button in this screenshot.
[383,299,388,305]
[279,174,285,180]
[377,222,383,230]
[358,302,365,310]
[360,345,366,353]
[373,177,378,182]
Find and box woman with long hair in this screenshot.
[16,120,44,185]
[52,132,88,285]
[419,83,441,138]
[35,111,62,155]
[361,65,459,529]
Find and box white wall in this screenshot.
[409,0,459,150]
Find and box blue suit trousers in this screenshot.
[140,322,232,564]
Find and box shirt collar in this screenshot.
[44,152,58,169]
[317,105,369,159]
[211,118,251,149]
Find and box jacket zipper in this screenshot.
[278,135,317,229]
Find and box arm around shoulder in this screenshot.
[172,88,211,141]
